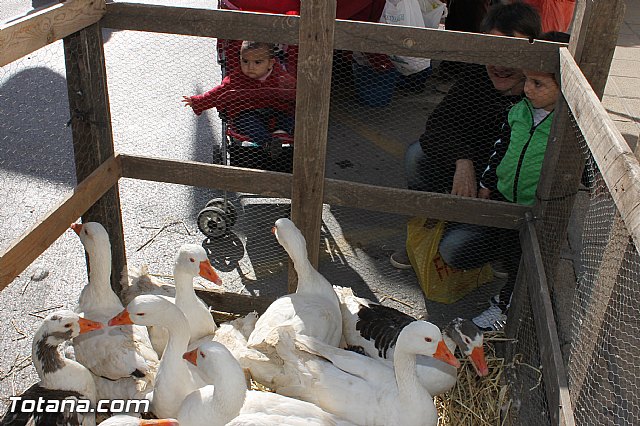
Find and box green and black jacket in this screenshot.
[480,98,553,206]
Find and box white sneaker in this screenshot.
[472,305,507,331]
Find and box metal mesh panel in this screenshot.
[567,131,640,426]
[1,3,565,423]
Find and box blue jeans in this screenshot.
[233,109,294,147]
[405,141,520,310]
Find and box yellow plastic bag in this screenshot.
[406,217,493,304]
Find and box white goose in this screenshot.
[99,416,178,426]
[0,310,102,426]
[272,321,460,426]
[335,286,488,395]
[177,341,355,426]
[248,218,342,351]
[70,222,159,401]
[108,295,206,419]
[139,244,222,356]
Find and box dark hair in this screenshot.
[240,41,276,58]
[537,31,570,44]
[480,1,542,39]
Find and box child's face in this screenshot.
[523,70,560,111]
[240,48,275,80]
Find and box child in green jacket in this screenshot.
[479,31,567,205]
[466,31,567,330]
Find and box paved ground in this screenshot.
[1,0,638,414]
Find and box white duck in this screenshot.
[0,310,102,426]
[70,222,159,400]
[272,321,460,426]
[108,295,206,419]
[99,416,178,426]
[248,218,342,351]
[177,341,355,426]
[335,286,488,395]
[139,244,222,357]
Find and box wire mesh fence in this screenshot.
[4,1,638,425]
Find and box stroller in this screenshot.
[197,0,387,238]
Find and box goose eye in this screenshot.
[200,351,205,358]
[189,257,195,263]
[424,337,432,343]
[137,313,145,316]
[64,323,72,328]
[464,337,471,345]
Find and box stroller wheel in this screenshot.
[205,199,237,226]
[197,206,228,238]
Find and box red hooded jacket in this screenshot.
[189,65,296,119]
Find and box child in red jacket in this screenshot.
[183,41,296,158]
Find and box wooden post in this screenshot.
[288,0,336,291]
[64,23,127,296]
[520,214,576,426]
[531,0,625,337]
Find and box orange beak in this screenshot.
[433,340,461,368]
[141,420,179,426]
[469,346,489,377]
[71,223,83,235]
[183,348,198,366]
[108,309,133,326]
[77,317,103,334]
[199,260,222,285]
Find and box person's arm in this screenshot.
[183,76,231,115]
[420,69,486,197]
[479,121,512,198]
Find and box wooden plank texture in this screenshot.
[288,0,336,290]
[101,3,559,72]
[102,3,298,45]
[0,0,106,67]
[0,156,121,289]
[120,154,293,198]
[521,215,576,426]
[334,20,560,73]
[64,23,127,296]
[560,48,640,253]
[119,154,528,229]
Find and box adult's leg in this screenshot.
[439,222,502,270]
[496,229,521,311]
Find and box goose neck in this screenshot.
[394,349,436,424]
[174,272,200,303]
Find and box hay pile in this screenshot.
[436,331,514,426]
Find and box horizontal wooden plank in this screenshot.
[334,20,560,73]
[0,155,121,289]
[323,177,527,229]
[560,47,640,253]
[119,154,527,229]
[119,154,293,198]
[521,214,576,426]
[102,3,559,72]
[102,3,299,44]
[0,0,106,67]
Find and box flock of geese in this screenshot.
[1,218,489,426]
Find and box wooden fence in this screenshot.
[1,0,637,424]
